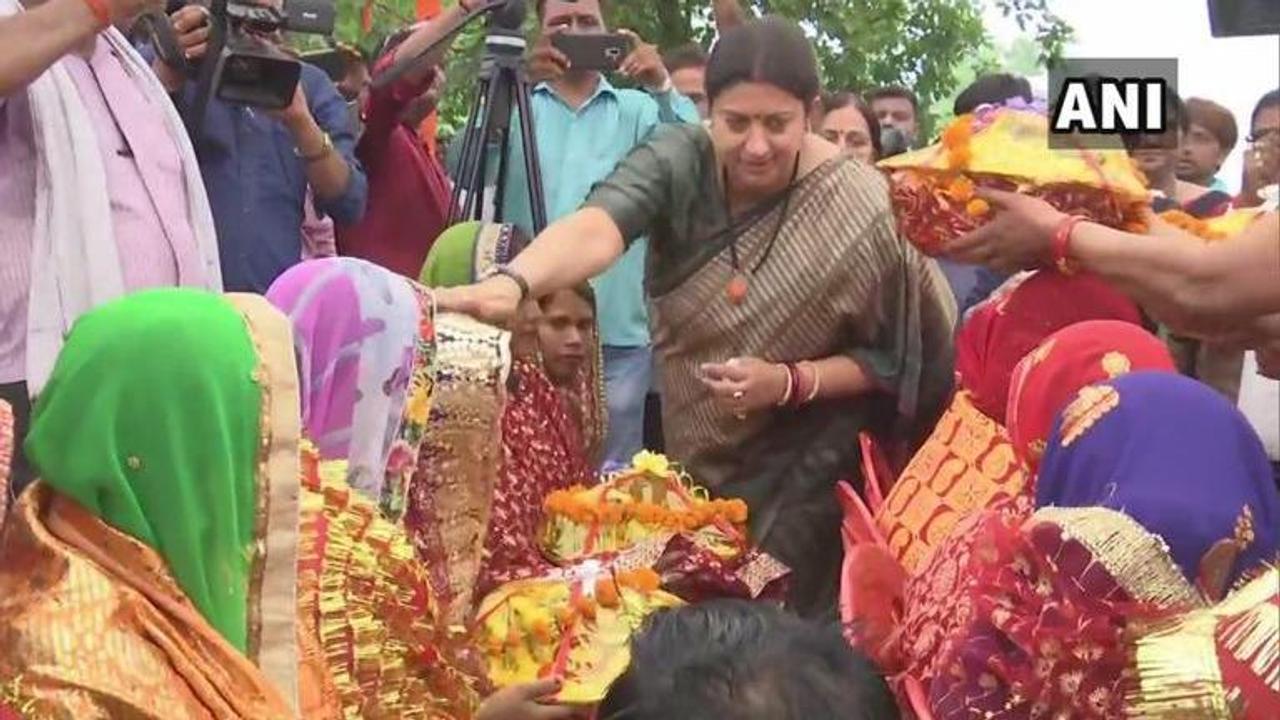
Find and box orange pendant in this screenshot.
[726,273,749,305]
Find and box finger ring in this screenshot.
[732,390,745,400]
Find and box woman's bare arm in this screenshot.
[808,356,875,399]
[948,190,1280,337]
[1070,212,1280,334]
[435,207,626,324]
[510,207,625,296]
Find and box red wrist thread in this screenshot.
[1051,215,1087,275]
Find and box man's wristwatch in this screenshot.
[295,133,333,163]
[488,264,531,301]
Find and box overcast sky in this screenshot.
[984,0,1280,192]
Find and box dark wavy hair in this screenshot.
[705,16,821,107]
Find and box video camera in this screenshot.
[148,0,336,110]
[212,0,336,109]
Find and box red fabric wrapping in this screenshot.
[955,270,1144,424]
[1004,320,1176,472]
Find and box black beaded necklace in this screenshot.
[722,152,802,305]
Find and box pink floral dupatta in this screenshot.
[266,257,437,519]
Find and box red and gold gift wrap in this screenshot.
[879,107,1151,256]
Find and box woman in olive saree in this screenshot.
[0,289,484,719]
[434,18,956,616]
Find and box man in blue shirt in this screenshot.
[502,0,698,467]
[155,5,368,292]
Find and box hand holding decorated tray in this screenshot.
[880,101,1151,256]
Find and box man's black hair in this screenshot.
[866,85,920,115]
[1120,90,1189,153]
[953,72,1033,115]
[663,43,708,74]
[1251,88,1280,130]
[536,0,608,18]
[599,601,899,720]
[705,16,820,106]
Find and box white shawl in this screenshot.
[3,2,222,396]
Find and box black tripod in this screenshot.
[449,20,548,232]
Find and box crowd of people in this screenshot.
[1,0,1279,718]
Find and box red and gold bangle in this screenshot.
[788,363,808,409]
[81,0,111,28]
[1051,215,1088,275]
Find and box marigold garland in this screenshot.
[942,115,975,170]
[543,451,749,534]
[1158,209,1227,241]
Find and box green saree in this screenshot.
[25,289,267,652]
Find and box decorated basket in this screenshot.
[540,451,749,564]
[476,452,786,705]
[879,104,1151,255]
[475,564,682,705]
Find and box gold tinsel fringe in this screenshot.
[1033,506,1204,609]
[306,457,481,719]
[1125,567,1278,719]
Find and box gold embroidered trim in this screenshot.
[225,293,303,714]
[0,400,11,527]
[1032,507,1204,609]
[1059,384,1121,447]
[1029,337,1057,367]
[1125,567,1278,719]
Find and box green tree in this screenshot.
[330,0,1072,139]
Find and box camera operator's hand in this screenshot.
[527,30,570,84]
[617,29,669,93]
[271,83,315,131]
[152,4,210,92]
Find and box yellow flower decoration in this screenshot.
[631,450,671,477]
[406,388,432,426]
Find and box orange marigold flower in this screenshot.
[966,198,991,217]
[530,618,554,643]
[941,117,974,170]
[595,578,621,609]
[572,594,598,620]
[555,607,577,628]
[724,499,749,524]
[628,568,662,593]
[505,628,522,648]
[944,175,976,202]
